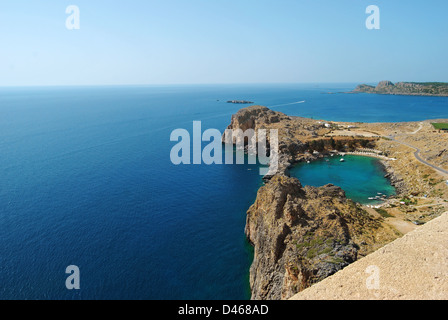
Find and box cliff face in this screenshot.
[225,105,290,132]
[245,175,394,300]
[354,81,448,96]
[223,106,309,177]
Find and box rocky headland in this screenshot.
[225,105,448,300]
[224,106,378,179]
[353,81,448,97]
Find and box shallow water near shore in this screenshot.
[290,155,396,205]
[0,84,446,300]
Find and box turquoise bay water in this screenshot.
[0,84,447,300]
[290,155,396,205]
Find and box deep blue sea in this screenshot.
[1,84,447,300]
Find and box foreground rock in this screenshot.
[245,176,398,300]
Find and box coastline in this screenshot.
[225,105,448,300]
[380,159,408,196]
[349,91,448,97]
[352,81,448,97]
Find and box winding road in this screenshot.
[386,133,448,177]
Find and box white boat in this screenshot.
[340,158,345,162]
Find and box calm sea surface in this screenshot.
[290,155,396,205]
[1,84,447,299]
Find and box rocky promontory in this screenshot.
[223,105,378,178]
[353,81,448,96]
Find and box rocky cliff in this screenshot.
[353,81,448,96]
[224,105,290,132]
[223,105,312,178]
[245,175,398,300]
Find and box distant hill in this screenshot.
[353,81,448,97]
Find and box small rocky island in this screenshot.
[352,80,448,96]
[224,105,448,300]
[227,100,254,104]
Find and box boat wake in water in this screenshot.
[269,101,306,108]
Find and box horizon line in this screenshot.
[2,80,447,89]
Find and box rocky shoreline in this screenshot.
[380,160,408,196]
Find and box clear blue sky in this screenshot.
[0,0,447,86]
